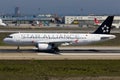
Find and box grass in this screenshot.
[0,60,119,80]
[0,26,94,31]
[0,33,120,46]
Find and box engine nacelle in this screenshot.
[37,44,52,50]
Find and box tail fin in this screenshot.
[94,16,114,34]
[94,18,100,25]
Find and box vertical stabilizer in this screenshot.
[94,16,114,34]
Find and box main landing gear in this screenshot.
[17,46,20,50]
[53,47,60,54]
[16,46,20,52]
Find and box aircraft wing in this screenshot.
[35,39,73,46]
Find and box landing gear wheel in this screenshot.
[17,46,20,50]
[53,47,60,54]
[17,46,20,52]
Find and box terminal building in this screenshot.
[1,15,120,28]
[64,16,120,28]
[0,14,55,26]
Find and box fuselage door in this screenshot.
[14,33,21,45]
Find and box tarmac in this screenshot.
[0,29,120,33]
[0,46,120,60]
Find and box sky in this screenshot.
[0,0,120,15]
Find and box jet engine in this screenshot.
[37,43,52,50]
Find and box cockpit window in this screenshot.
[6,36,13,38]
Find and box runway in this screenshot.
[0,46,120,60]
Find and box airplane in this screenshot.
[94,17,120,28]
[3,16,116,53]
[94,18,100,25]
[0,18,7,26]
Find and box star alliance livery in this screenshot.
[3,16,116,53]
[94,17,120,28]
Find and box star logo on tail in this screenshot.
[102,25,109,33]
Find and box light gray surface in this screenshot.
[0,29,120,33]
[0,46,120,60]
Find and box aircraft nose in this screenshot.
[3,38,8,43]
[3,38,12,44]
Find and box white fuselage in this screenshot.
[3,33,116,46]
